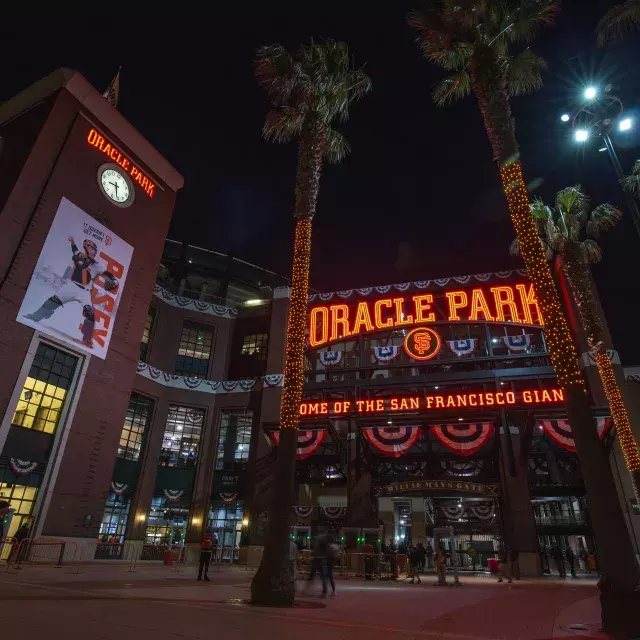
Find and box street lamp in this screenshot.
[560,113,571,122]
[562,86,640,238]
[575,129,589,142]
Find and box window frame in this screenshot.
[174,321,215,378]
[241,333,269,360]
[117,393,155,462]
[140,306,157,363]
[159,404,206,468]
[215,408,254,470]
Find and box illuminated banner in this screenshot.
[376,480,500,497]
[309,283,542,348]
[17,197,134,359]
[87,128,156,198]
[299,388,564,416]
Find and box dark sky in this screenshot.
[2,1,640,360]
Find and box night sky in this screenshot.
[2,2,640,360]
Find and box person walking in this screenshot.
[408,545,422,584]
[8,521,30,568]
[197,528,214,581]
[305,534,327,592]
[435,544,447,586]
[417,542,426,572]
[552,545,566,578]
[425,542,434,570]
[497,547,512,583]
[289,537,299,578]
[322,535,338,597]
[566,547,577,578]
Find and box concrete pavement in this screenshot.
[0,565,606,640]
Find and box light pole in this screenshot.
[562,86,640,239]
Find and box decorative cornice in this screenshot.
[308,269,528,303]
[136,362,284,393]
[153,284,239,318]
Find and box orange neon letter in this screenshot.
[469,289,495,321]
[446,291,468,321]
[374,299,394,329]
[87,128,98,146]
[491,286,520,323]
[394,298,413,326]
[352,302,375,334]
[516,283,542,325]
[413,294,435,324]
[309,307,329,347]
[330,304,351,341]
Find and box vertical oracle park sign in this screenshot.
[86,128,156,198]
[308,283,542,348]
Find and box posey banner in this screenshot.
[17,198,134,359]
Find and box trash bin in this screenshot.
[487,558,499,573]
[163,550,173,565]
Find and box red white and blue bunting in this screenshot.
[371,346,400,362]
[307,269,529,303]
[110,482,128,496]
[163,489,184,502]
[294,506,315,519]
[470,505,495,520]
[430,423,495,456]
[153,284,239,318]
[319,350,342,366]
[501,334,531,352]
[447,339,477,356]
[220,492,239,504]
[271,429,327,460]
[264,374,284,387]
[322,507,347,520]
[9,458,38,477]
[441,504,464,519]
[539,417,613,452]
[362,426,421,458]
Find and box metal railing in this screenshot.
[534,513,586,526]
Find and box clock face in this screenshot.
[98,165,134,207]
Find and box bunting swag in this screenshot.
[272,429,327,460]
[110,482,128,496]
[539,417,613,452]
[322,507,347,520]
[163,489,183,502]
[430,423,495,456]
[371,346,400,362]
[294,506,315,519]
[9,458,38,476]
[470,505,495,520]
[501,334,531,352]
[220,492,239,504]
[319,350,342,366]
[362,426,421,458]
[441,504,464,519]
[447,339,477,356]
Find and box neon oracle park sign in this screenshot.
[299,388,565,416]
[308,283,542,348]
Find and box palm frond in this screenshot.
[530,198,552,222]
[555,185,588,218]
[597,0,640,45]
[586,203,622,238]
[581,238,603,264]
[433,72,472,105]
[324,128,351,164]
[262,108,303,143]
[621,159,640,196]
[544,216,563,252]
[505,0,560,44]
[509,236,521,256]
[255,44,299,103]
[507,49,547,96]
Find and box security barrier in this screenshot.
[4,538,77,572]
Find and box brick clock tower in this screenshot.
[0,69,183,543]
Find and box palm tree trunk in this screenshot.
[251,123,324,606]
[562,249,640,499]
[470,44,640,623]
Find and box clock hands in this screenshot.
[109,181,119,197]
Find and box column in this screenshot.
[347,420,376,527]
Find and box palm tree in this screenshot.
[511,186,640,497]
[251,40,371,606]
[597,0,640,45]
[409,1,640,627]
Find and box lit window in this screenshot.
[11,344,77,435]
[140,307,156,362]
[117,393,153,461]
[216,409,253,470]
[0,484,38,539]
[175,322,214,377]
[98,492,130,544]
[241,334,268,360]
[160,405,205,467]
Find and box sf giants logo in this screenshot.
[77,252,124,348]
[404,327,441,361]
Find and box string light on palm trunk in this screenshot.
[500,160,584,391]
[280,216,313,431]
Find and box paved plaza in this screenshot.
[0,564,606,640]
